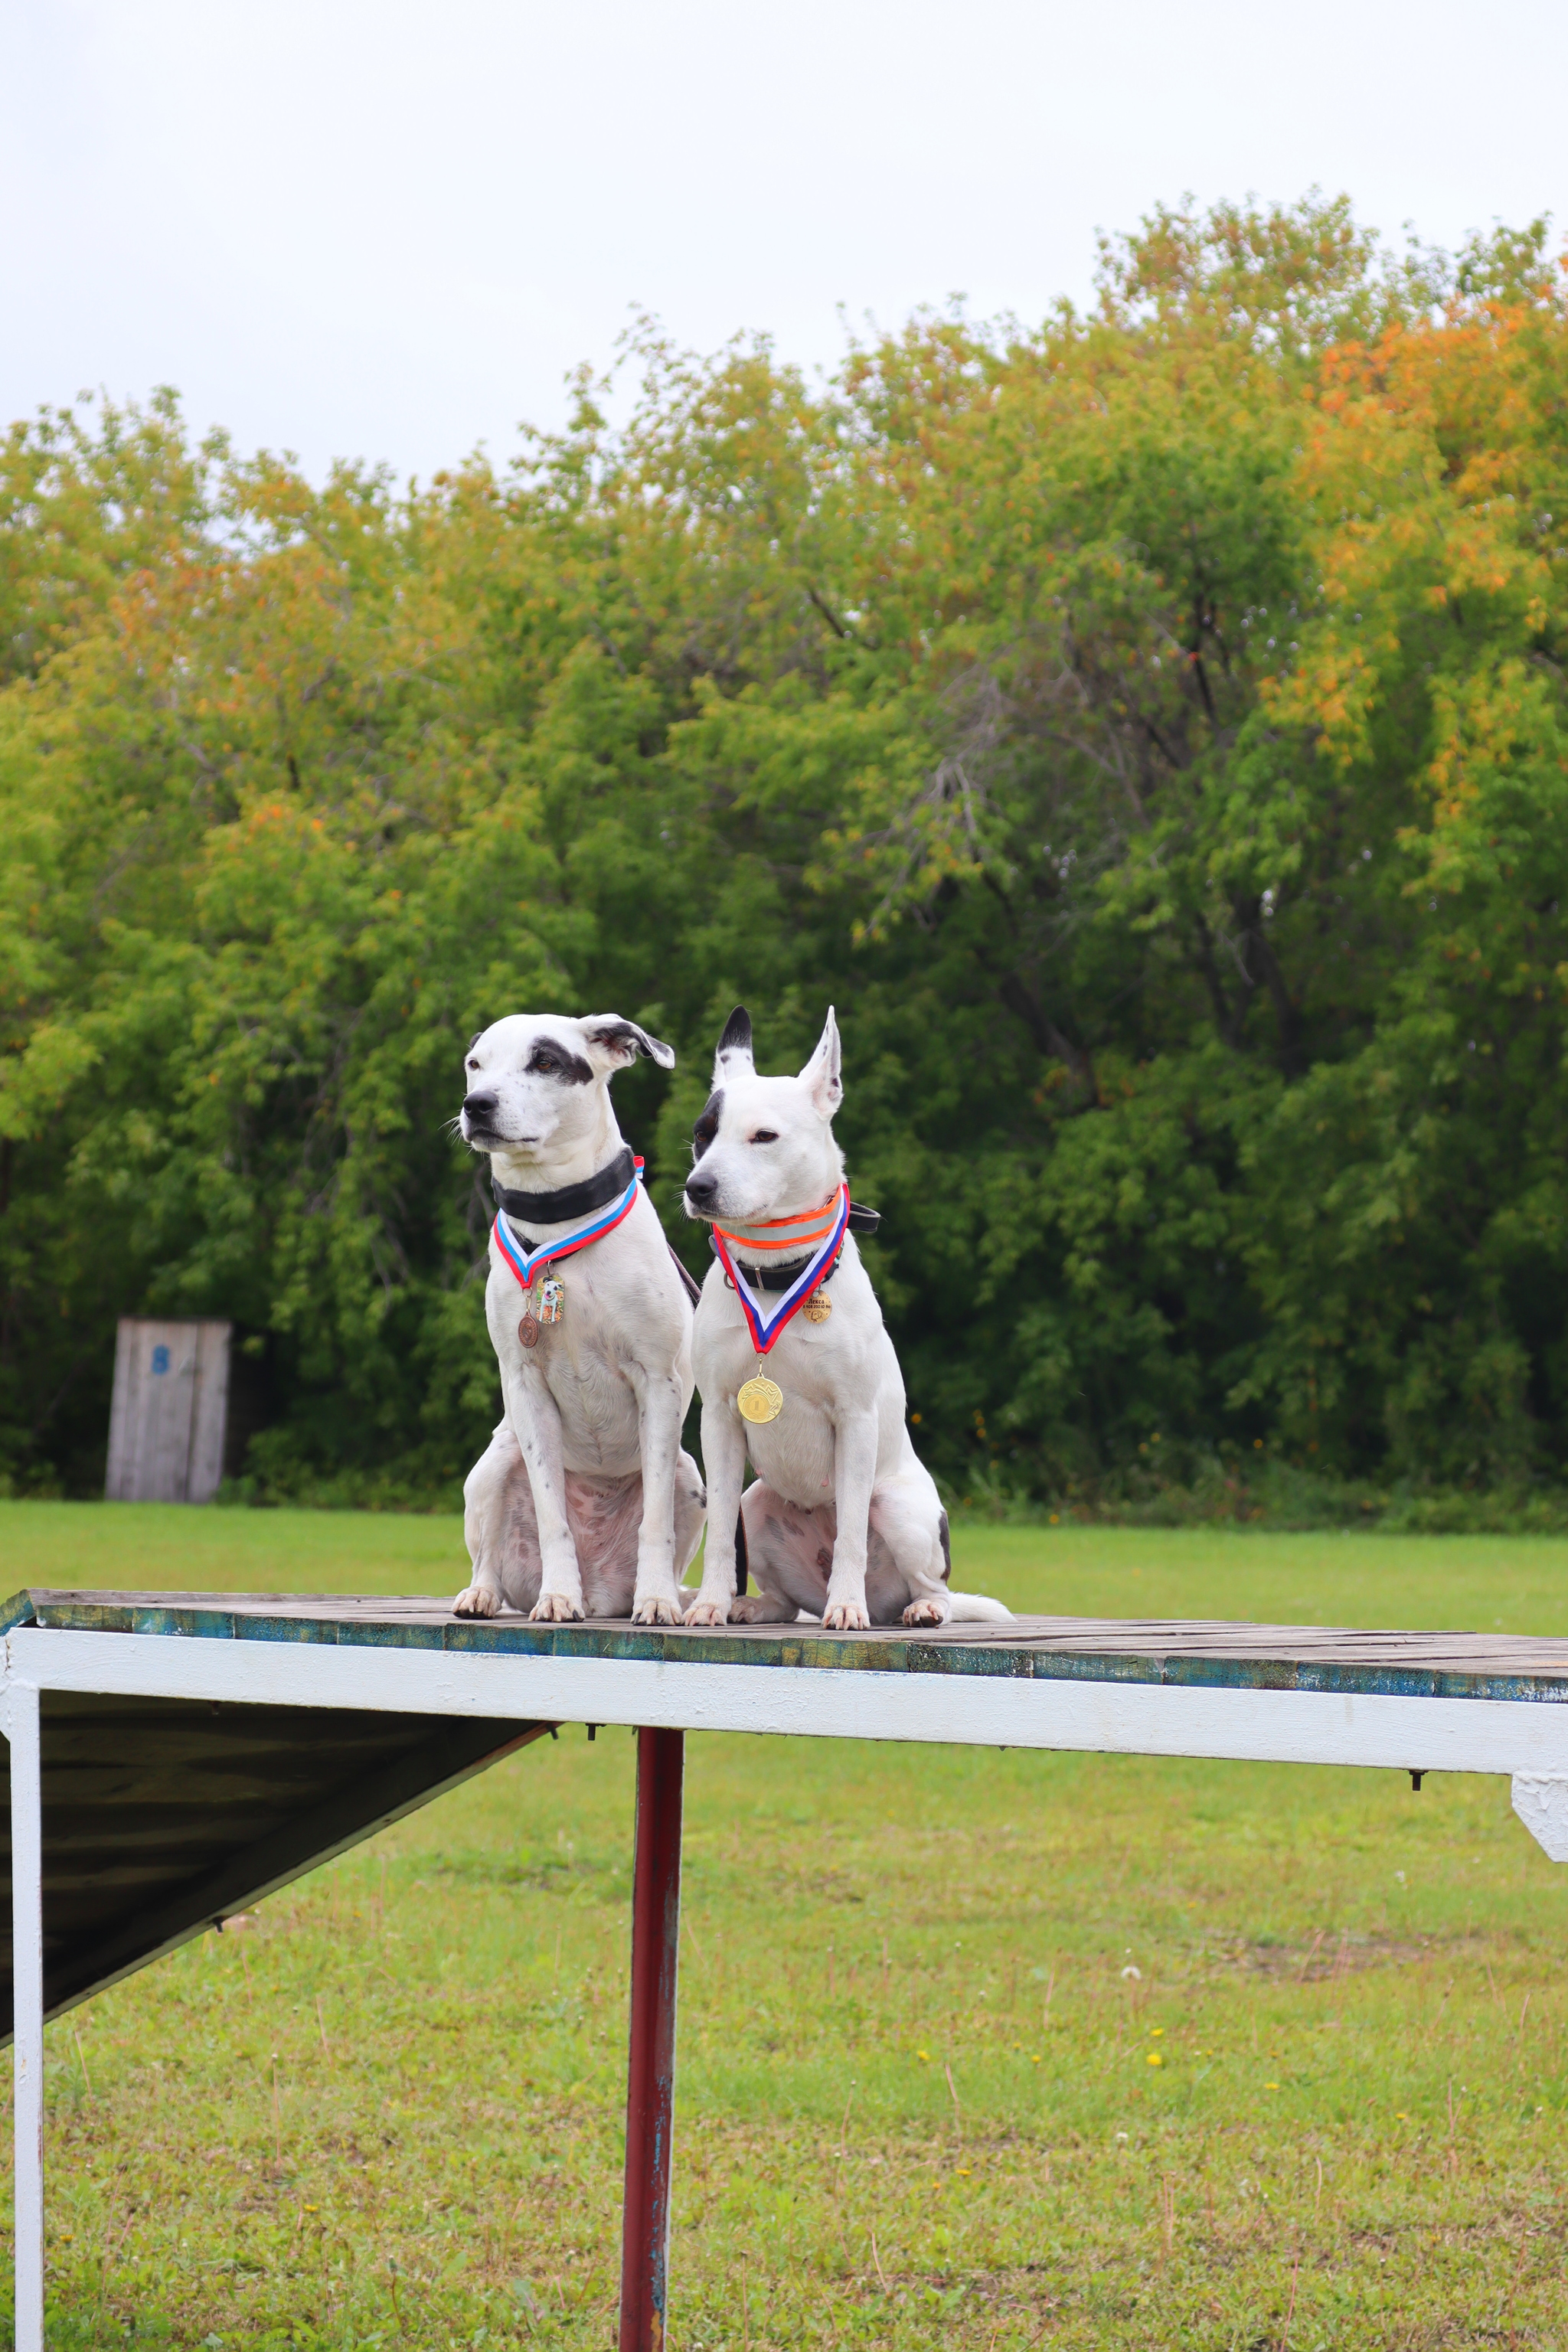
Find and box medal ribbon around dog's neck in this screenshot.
[492,1154,644,1293]
[708,1183,851,1356]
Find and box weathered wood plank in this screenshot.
[187,1322,231,1504]
[18,1589,1568,1696]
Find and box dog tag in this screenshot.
[802,1293,832,1324]
[737,1375,784,1424]
[518,1313,541,1349]
[539,1276,565,1325]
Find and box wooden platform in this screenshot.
[15,1589,1568,1705]
[6,1584,1568,2352]
[8,1585,1568,2037]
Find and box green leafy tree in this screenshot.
[2,198,1566,1508]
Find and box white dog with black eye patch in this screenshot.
[453,1013,705,1625]
[681,1007,1011,1632]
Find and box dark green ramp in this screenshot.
[0,1677,546,2037]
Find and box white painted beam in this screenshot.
[10,1627,1568,1778]
[10,1682,44,2352]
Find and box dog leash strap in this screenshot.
[710,1181,851,1356]
[492,1158,645,1292]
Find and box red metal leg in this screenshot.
[620,1726,684,2352]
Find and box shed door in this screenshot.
[105,1320,232,1503]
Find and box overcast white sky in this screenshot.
[3,0,1564,485]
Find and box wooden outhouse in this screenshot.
[105,1319,232,1504]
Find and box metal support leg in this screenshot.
[11,1683,43,2352]
[619,1726,684,2352]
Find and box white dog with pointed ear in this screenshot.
[454,1012,705,1625]
[681,1006,1011,1632]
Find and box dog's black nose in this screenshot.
[463,1090,499,1125]
[684,1173,718,1209]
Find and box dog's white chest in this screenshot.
[490,1240,654,1478]
[717,1325,847,1495]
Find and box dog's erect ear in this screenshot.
[581,1016,676,1072]
[798,1007,843,1122]
[713,1004,755,1085]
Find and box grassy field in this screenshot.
[6,1502,1568,2348]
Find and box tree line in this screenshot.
[3,195,1566,1512]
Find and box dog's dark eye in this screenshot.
[534,1055,558,1075]
[467,1058,479,1070]
[750,1130,779,1145]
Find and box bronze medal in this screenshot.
[737,1374,784,1424]
[802,1292,832,1323]
[518,1313,541,1348]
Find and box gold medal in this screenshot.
[802,1292,831,1323]
[737,1374,784,1424]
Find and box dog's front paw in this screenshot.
[452,1583,501,1619]
[822,1599,871,1632]
[682,1596,730,1627]
[902,1596,949,1627]
[529,1590,585,1623]
[631,1593,684,1626]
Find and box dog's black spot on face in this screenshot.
[528,1037,593,1085]
[692,1089,723,1158]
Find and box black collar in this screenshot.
[712,1234,849,1292]
[492,1145,635,1231]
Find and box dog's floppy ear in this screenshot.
[713,1004,755,1085]
[582,1015,676,1072]
[799,1006,843,1122]
[466,1030,484,1053]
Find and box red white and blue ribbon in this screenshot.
[710,1181,851,1356]
[492,1158,644,1294]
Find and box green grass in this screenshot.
[7,1502,1568,2348]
